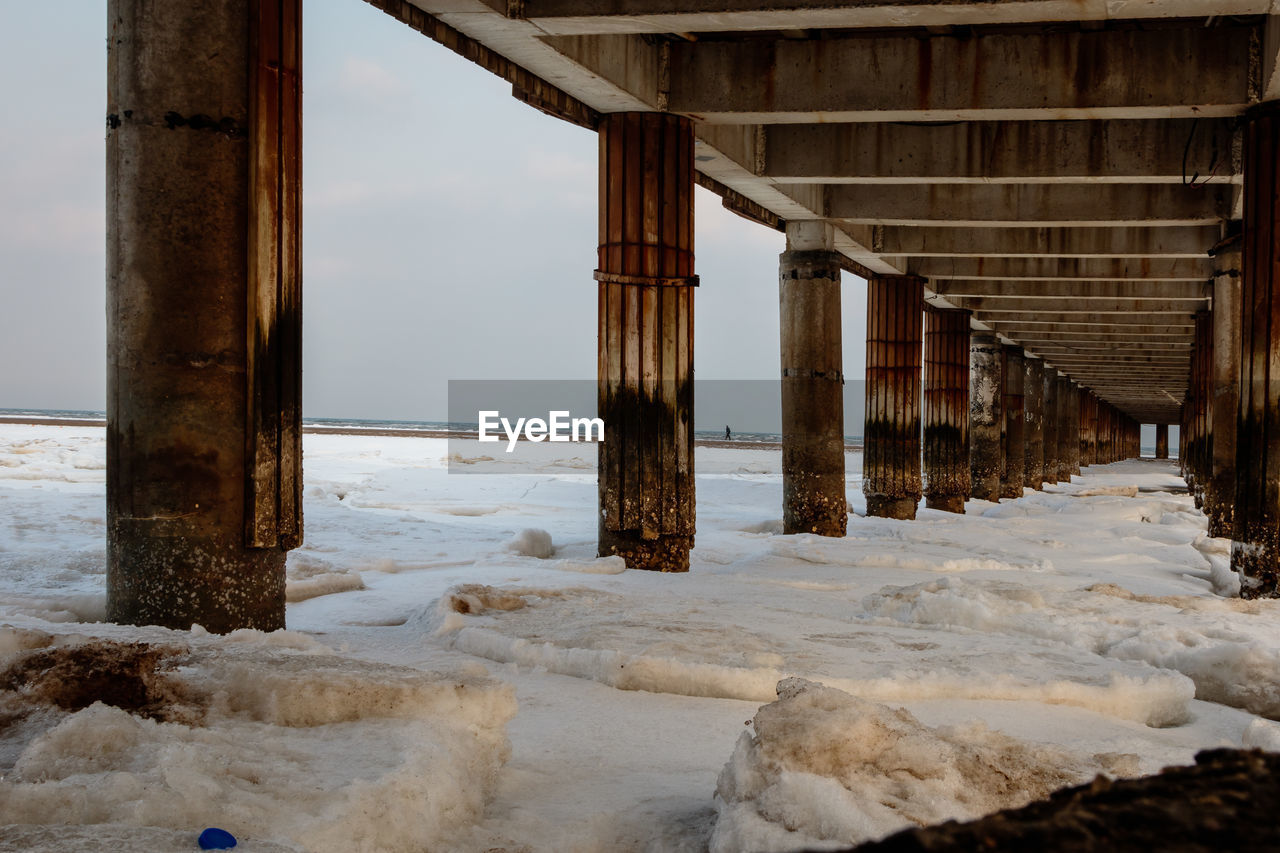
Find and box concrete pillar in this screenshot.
[969,331,1003,501]
[864,275,924,519]
[1055,375,1073,482]
[1156,424,1170,459]
[1023,357,1045,490]
[780,224,846,536]
[923,306,971,513]
[1189,309,1212,508]
[1042,369,1059,484]
[1233,102,1280,596]
[1208,237,1242,537]
[1000,346,1025,499]
[597,112,696,572]
[107,0,301,632]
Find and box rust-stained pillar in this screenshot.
[1065,382,1082,477]
[923,306,971,513]
[107,0,301,631]
[1208,237,1242,537]
[597,112,695,572]
[1023,357,1045,490]
[1156,424,1170,459]
[864,275,924,519]
[1233,102,1280,596]
[1077,387,1089,467]
[969,331,1003,501]
[1055,375,1073,482]
[1001,346,1025,499]
[1042,369,1059,484]
[780,224,846,536]
[1189,309,1212,508]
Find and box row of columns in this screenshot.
[105,2,1280,634]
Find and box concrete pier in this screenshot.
[780,225,846,536]
[923,306,971,513]
[1066,382,1082,477]
[1042,369,1059,485]
[1156,424,1170,459]
[597,112,696,572]
[1208,238,1241,537]
[1188,309,1212,509]
[106,0,301,632]
[1000,347,1026,499]
[1233,102,1280,597]
[864,275,924,520]
[1056,375,1074,482]
[1023,357,1045,490]
[968,331,1003,501]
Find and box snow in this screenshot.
[2,423,1279,850]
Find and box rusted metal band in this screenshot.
[782,367,844,381]
[594,270,699,287]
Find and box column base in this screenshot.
[971,481,1001,502]
[925,495,965,514]
[1233,542,1280,599]
[599,530,691,572]
[784,479,848,537]
[999,483,1024,500]
[1026,474,1044,491]
[866,495,918,520]
[108,529,286,633]
[1207,509,1233,540]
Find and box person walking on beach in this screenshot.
[725,426,731,440]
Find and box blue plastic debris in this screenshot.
[197,827,237,850]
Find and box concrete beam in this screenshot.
[522,1,1271,35]
[874,225,1223,259]
[660,25,1253,123]
[908,258,1214,280]
[988,323,1194,338]
[763,119,1240,184]
[967,306,1199,319]
[821,183,1233,226]
[933,281,1210,300]
[1035,354,1190,365]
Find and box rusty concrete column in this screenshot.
[597,112,696,571]
[1000,347,1025,499]
[107,0,301,631]
[864,275,924,519]
[968,331,1003,501]
[1042,368,1059,484]
[1055,375,1073,482]
[1233,102,1280,596]
[1207,238,1242,537]
[1156,424,1170,459]
[1064,382,1081,477]
[780,224,846,536]
[1023,357,1045,490]
[923,306,971,513]
[1189,309,1212,508]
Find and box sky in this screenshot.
[0,0,870,422]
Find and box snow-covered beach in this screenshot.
[2,422,1279,851]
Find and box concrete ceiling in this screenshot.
[370,0,1276,424]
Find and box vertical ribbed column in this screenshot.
[1188,309,1212,508]
[968,332,1003,501]
[1233,102,1280,596]
[923,306,971,513]
[597,112,695,572]
[1042,369,1059,484]
[1063,381,1081,477]
[1208,238,1241,536]
[1000,347,1025,499]
[107,0,300,632]
[1023,357,1045,490]
[1156,424,1170,459]
[1055,375,1073,482]
[864,276,924,520]
[780,247,846,536]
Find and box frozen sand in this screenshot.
[1,424,1278,851]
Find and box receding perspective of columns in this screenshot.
[1023,357,1045,490]
[923,306,971,513]
[1156,424,1170,459]
[1208,236,1241,538]
[864,275,924,520]
[1233,102,1280,597]
[969,331,1004,501]
[1056,375,1074,482]
[1001,347,1025,499]
[1042,369,1059,485]
[780,224,846,536]
[597,112,696,571]
[107,0,301,631]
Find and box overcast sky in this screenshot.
[0,1,870,422]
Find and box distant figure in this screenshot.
[725,426,731,440]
